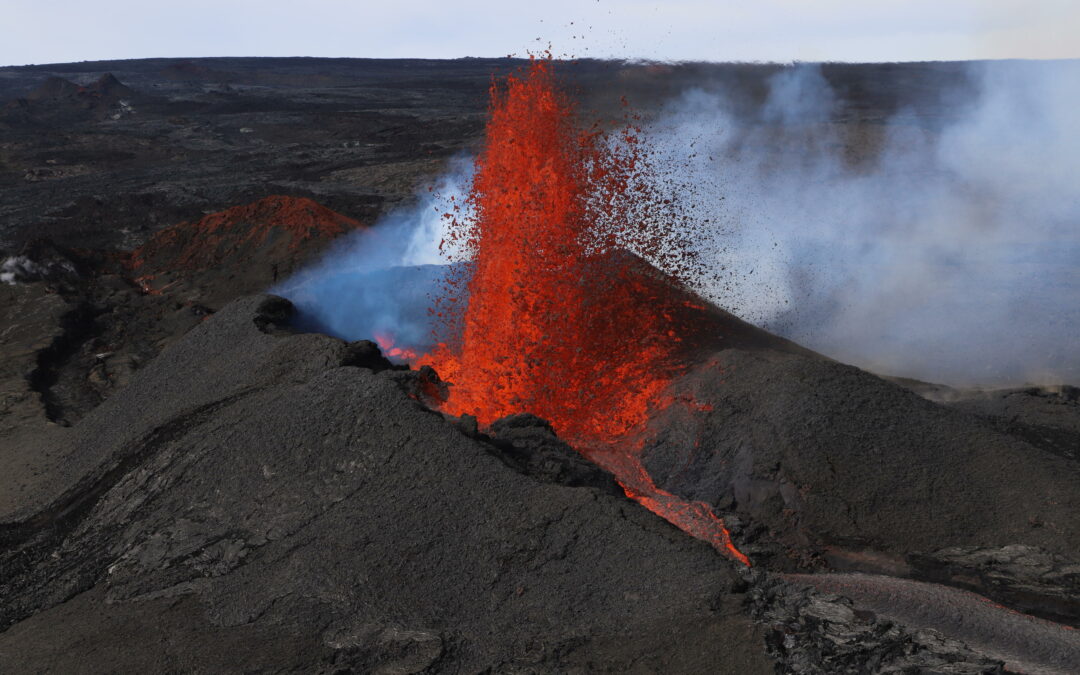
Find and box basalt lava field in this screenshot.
[0,56,1078,674]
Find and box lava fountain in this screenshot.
[419,57,748,565]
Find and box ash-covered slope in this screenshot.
[0,295,775,673]
[639,341,1080,621]
[0,293,1039,673]
[599,254,1080,560]
[284,251,1080,591]
[643,346,1080,554]
[509,251,1080,627]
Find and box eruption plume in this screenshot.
[277,59,805,566]
[648,60,1080,386]
[274,58,1078,568]
[416,57,748,564]
[419,58,686,441]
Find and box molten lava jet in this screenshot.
[418,57,748,566]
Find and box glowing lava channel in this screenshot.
[417,57,748,565]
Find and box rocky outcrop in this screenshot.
[750,572,1005,674]
[908,545,1080,627]
[486,413,622,494]
[783,572,1080,674]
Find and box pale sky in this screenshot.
[3,0,1079,67]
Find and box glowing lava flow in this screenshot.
[418,57,748,565]
[374,332,418,361]
[600,448,751,568]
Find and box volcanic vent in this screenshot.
[407,58,750,564]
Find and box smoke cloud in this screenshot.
[271,156,473,354]
[278,61,1078,386]
[645,60,1080,386]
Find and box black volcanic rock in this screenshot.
[27,73,132,102]
[487,413,623,494]
[750,572,1005,674]
[0,197,369,428]
[907,545,1080,627]
[13,72,135,123]
[782,572,1080,674]
[0,281,74,446]
[0,295,775,673]
[944,386,1080,462]
[379,364,448,407]
[91,73,132,98]
[24,75,81,101]
[158,60,235,84]
[0,238,85,286]
[343,338,395,372]
[640,348,1080,571]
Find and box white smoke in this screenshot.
[277,61,1079,385]
[644,60,1080,386]
[271,156,474,352]
[1,255,76,284]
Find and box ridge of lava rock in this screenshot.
[127,195,363,274]
[0,293,776,674]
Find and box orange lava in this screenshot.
[374,331,419,361]
[605,450,751,567]
[417,57,748,565]
[420,57,682,441]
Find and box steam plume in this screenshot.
[271,156,473,352]
[278,61,1079,386]
[648,60,1080,386]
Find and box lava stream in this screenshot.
[588,442,751,566]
